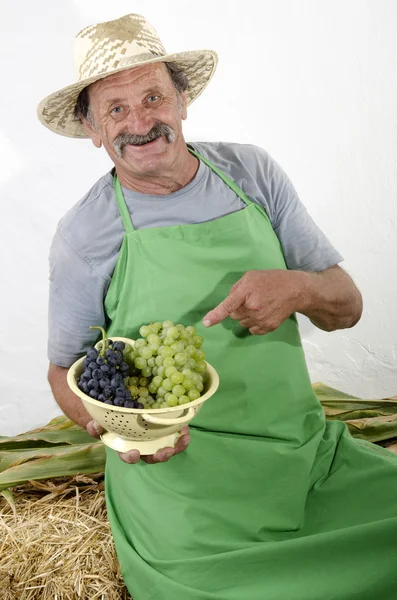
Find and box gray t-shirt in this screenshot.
[48,141,343,367]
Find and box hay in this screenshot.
[0,475,131,600]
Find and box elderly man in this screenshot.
[39,13,397,600]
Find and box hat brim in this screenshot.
[37,49,218,138]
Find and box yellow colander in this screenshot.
[67,337,219,455]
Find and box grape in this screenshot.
[147,357,155,368]
[185,345,196,357]
[175,353,187,366]
[103,386,114,399]
[178,395,190,405]
[170,371,184,385]
[157,387,167,397]
[89,389,99,399]
[172,385,185,398]
[139,347,153,359]
[163,336,174,346]
[182,368,194,378]
[87,379,99,391]
[179,329,190,341]
[152,367,159,376]
[157,366,166,377]
[96,356,106,366]
[99,377,110,389]
[139,377,149,387]
[195,362,207,374]
[120,362,130,375]
[100,364,111,374]
[104,399,113,405]
[196,382,204,392]
[193,335,204,348]
[116,387,125,397]
[134,357,147,369]
[87,348,99,361]
[167,326,179,339]
[135,402,144,409]
[194,350,206,362]
[113,341,125,352]
[182,377,195,390]
[162,320,174,329]
[188,389,200,401]
[162,378,173,392]
[147,333,161,346]
[166,394,179,407]
[81,369,92,381]
[155,355,163,366]
[171,341,184,354]
[148,383,158,395]
[124,400,135,409]
[98,394,105,402]
[139,325,152,338]
[88,361,98,371]
[92,368,102,380]
[165,366,177,378]
[114,396,124,407]
[111,374,123,387]
[128,385,139,397]
[141,367,152,377]
[186,326,196,336]
[185,358,196,369]
[152,375,163,388]
[134,339,147,349]
[138,387,149,398]
[160,347,173,359]
[163,357,175,368]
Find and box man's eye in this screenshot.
[147,95,160,103]
[111,106,122,114]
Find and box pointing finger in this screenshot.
[203,286,246,327]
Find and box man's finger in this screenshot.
[203,286,246,327]
[118,449,141,464]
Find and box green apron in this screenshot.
[104,149,397,599]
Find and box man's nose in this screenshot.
[124,106,153,136]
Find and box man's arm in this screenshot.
[202,265,362,335]
[296,265,362,331]
[48,363,98,431]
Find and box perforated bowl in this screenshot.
[67,337,219,455]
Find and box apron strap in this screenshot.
[113,175,135,233]
[188,147,254,207]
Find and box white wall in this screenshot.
[1,0,396,436]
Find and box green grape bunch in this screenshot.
[114,321,206,409]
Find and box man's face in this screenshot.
[84,63,188,176]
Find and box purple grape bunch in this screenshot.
[77,328,144,409]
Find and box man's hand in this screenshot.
[86,420,190,464]
[203,270,303,335]
[202,266,362,334]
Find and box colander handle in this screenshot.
[142,407,195,426]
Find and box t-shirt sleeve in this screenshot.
[272,171,344,271]
[48,228,108,367]
[249,146,344,272]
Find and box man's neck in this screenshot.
[116,146,199,195]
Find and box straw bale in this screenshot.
[0,475,131,600]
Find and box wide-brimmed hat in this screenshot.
[37,13,218,138]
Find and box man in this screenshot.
[39,13,397,600]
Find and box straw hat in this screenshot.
[37,13,218,138]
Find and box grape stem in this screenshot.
[90,325,109,357]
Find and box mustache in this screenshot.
[112,123,176,157]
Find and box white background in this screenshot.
[1,0,396,436]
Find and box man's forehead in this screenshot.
[91,63,169,97]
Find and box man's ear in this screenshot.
[82,118,102,148]
[180,91,188,121]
